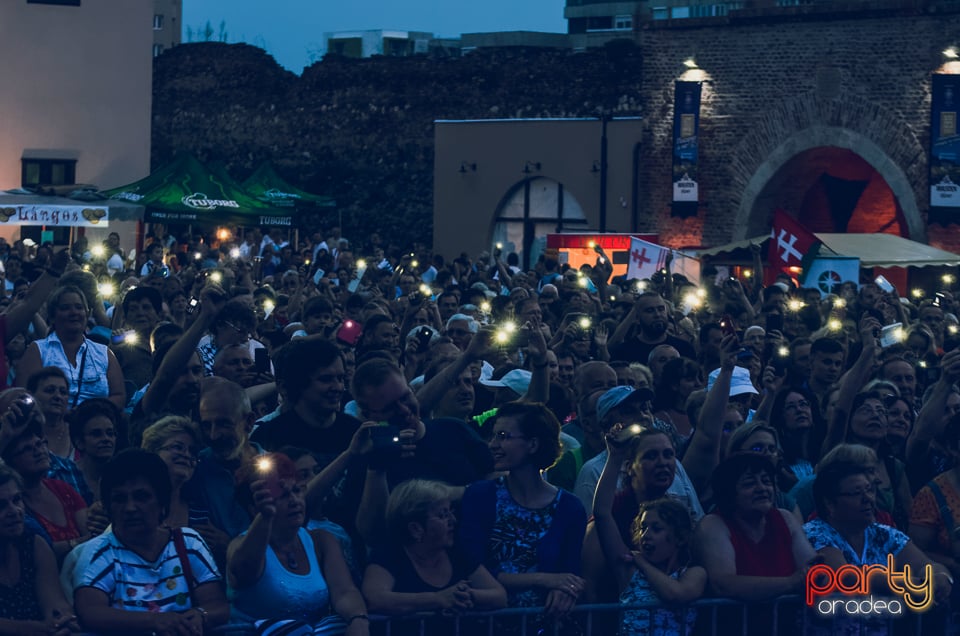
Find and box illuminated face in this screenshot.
[850,398,888,442]
[629,434,676,496]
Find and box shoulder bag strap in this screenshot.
[172,527,197,593]
[72,344,88,409]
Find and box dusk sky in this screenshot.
[182,1,568,73]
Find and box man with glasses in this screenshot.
[196,298,270,376]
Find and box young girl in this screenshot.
[593,428,706,635]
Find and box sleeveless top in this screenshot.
[619,566,696,636]
[0,534,43,621]
[36,332,110,405]
[230,527,331,623]
[721,508,796,576]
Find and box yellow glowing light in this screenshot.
[98,282,115,297]
[411,260,419,268]
[496,242,503,250]
[123,331,139,345]
[263,299,275,311]
[893,327,906,342]
[943,274,956,284]
[304,259,311,266]
[216,228,231,241]
[480,301,491,313]
[919,360,929,368]
[787,299,805,312]
[683,293,702,309]
[911,288,925,299]
[193,252,202,261]
[945,47,959,59]
[82,264,90,272]
[950,325,959,335]
[635,281,647,292]
[695,287,706,298]
[503,321,517,334]
[833,297,846,309]
[788,266,802,274]
[743,269,753,278]
[777,346,790,358]
[627,423,643,434]
[828,318,842,331]
[419,284,432,296]
[229,247,241,259]
[578,277,589,288]
[579,317,592,330]
[356,259,367,270]
[495,330,510,344]
[256,457,273,472]
[210,271,223,284]
[683,58,698,69]
[91,245,105,258]
[588,240,596,249]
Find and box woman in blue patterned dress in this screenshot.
[458,401,587,627]
[593,427,705,635]
[804,461,951,636]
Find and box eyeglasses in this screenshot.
[220,320,247,335]
[158,442,198,462]
[837,485,876,499]
[784,400,810,412]
[492,430,528,442]
[855,404,887,417]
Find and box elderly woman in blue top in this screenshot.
[458,401,587,617]
[804,461,951,634]
[73,449,228,635]
[18,285,125,410]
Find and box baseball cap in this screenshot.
[479,369,531,397]
[596,385,656,422]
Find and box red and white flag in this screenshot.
[767,208,820,274]
[627,237,700,283]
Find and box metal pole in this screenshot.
[599,114,609,232]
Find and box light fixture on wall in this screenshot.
[458,161,477,173]
[945,47,958,59]
[683,58,698,69]
[522,161,541,174]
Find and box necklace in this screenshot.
[271,539,300,569]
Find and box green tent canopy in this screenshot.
[241,162,335,209]
[105,154,294,228]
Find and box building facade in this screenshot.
[153,0,181,57]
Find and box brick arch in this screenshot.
[730,93,926,242]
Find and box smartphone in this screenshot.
[370,424,402,454]
[337,319,363,346]
[413,326,433,354]
[186,297,200,316]
[312,268,326,286]
[9,395,35,429]
[771,354,788,377]
[879,322,904,348]
[875,275,895,294]
[347,265,367,293]
[765,313,784,333]
[254,348,270,374]
[720,314,737,338]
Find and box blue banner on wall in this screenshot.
[930,74,960,224]
[672,80,702,218]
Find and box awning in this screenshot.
[696,235,768,257]
[814,233,960,268]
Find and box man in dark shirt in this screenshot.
[610,292,696,363]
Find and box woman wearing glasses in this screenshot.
[140,416,211,531]
[843,391,912,530]
[805,461,951,634]
[458,402,587,626]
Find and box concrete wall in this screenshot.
[0,0,153,191]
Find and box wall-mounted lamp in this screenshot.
[945,47,959,59]
[459,161,477,174]
[591,160,601,174]
[522,161,541,174]
[683,58,698,69]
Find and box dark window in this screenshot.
[21,159,76,187]
[27,0,81,6]
[153,14,164,30]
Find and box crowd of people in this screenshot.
[0,224,958,635]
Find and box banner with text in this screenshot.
[930,73,960,224]
[671,80,702,218]
[0,204,108,227]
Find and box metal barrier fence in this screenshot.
[207,597,960,635]
[359,596,960,636]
